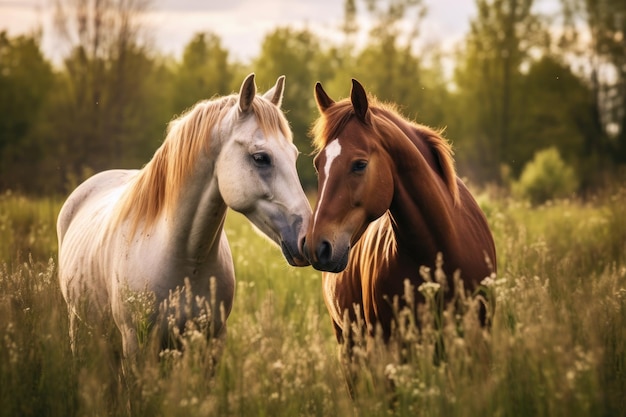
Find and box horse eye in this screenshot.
[352,160,368,173]
[252,152,271,167]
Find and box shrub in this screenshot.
[513,147,578,205]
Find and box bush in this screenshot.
[513,147,578,205]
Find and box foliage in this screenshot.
[452,0,547,182]
[560,0,626,163]
[1,0,626,193]
[51,0,152,174]
[512,147,579,205]
[1,190,626,416]
[0,31,55,192]
[513,56,603,185]
[171,32,234,113]
[351,0,426,105]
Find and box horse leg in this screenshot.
[67,308,78,355]
[117,324,139,375]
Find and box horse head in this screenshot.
[216,74,311,266]
[303,80,394,272]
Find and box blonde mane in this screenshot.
[310,97,459,205]
[116,94,292,236]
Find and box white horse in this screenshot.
[57,73,311,360]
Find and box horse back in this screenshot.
[57,170,138,243]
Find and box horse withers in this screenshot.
[57,74,311,364]
[303,79,496,351]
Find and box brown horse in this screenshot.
[303,79,496,347]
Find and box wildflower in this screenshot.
[272,359,284,372]
[384,363,397,379]
[418,282,441,299]
[480,273,496,287]
[159,348,182,360]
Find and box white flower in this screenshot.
[418,282,441,298]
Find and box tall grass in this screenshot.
[0,189,624,416]
[0,191,60,266]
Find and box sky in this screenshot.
[0,0,476,63]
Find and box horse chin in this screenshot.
[280,241,311,267]
[309,247,349,273]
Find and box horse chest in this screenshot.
[326,235,431,338]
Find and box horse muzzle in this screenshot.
[302,237,349,273]
[281,239,311,267]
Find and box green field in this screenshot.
[0,189,625,417]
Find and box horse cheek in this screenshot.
[367,160,393,218]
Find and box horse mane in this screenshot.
[310,97,459,205]
[116,94,293,236]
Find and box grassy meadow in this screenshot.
[0,188,625,417]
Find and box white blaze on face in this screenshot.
[313,138,342,227]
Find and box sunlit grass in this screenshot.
[0,189,625,416]
[0,191,61,266]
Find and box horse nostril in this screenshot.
[316,240,332,264]
[299,236,307,254]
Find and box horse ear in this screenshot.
[350,78,370,124]
[262,75,285,108]
[239,73,257,113]
[314,82,335,113]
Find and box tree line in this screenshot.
[1,0,625,195]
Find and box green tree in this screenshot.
[560,0,626,166]
[51,0,167,187]
[453,0,545,183]
[317,0,360,98]
[0,31,55,192]
[515,56,603,188]
[320,0,452,140]
[351,0,427,105]
[171,32,234,113]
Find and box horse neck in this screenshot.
[384,130,459,258]
[169,155,228,263]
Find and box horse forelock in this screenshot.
[116,93,292,236]
[252,97,293,142]
[311,100,354,154]
[311,97,459,205]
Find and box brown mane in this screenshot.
[116,94,292,236]
[310,96,459,205]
